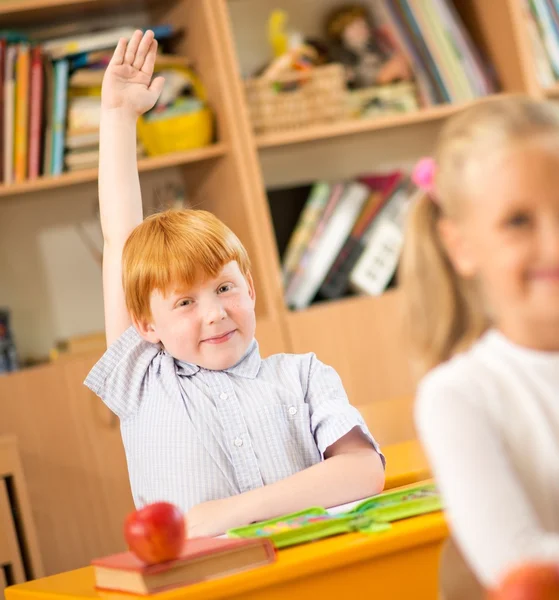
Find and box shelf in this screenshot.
[0,0,155,25]
[255,99,494,149]
[0,144,227,199]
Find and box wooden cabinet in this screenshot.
[0,436,43,594]
[0,360,133,575]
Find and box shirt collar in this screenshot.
[175,339,261,379]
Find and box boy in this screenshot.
[85,30,385,538]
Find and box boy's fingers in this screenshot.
[133,30,154,70]
[109,38,127,66]
[148,75,165,100]
[141,39,158,75]
[124,30,143,65]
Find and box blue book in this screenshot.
[51,58,69,176]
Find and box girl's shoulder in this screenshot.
[415,333,502,425]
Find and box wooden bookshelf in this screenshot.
[0,144,227,198]
[0,0,155,26]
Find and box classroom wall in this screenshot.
[0,169,186,362]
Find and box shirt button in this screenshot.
[219,392,228,400]
[234,437,243,447]
[288,406,297,416]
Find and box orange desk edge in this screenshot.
[5,439,437,600]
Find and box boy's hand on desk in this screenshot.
[186,496,248,538]
[102,29,165,117]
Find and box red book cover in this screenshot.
[0,39,5,183]
[28,46,43,180]
[92,536,275,574]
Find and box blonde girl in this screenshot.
[401,96,559,588]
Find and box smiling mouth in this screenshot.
[201,330,236,344]
[531,268,559,280]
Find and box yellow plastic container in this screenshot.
[137,106,214,156]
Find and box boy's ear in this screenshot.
[438,218,478,279]
[133,317,161,344]
[245,272,256,304]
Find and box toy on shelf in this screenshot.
[244,9,347,135]
[325,4,418,119]
[325,4,411,89]
[137,64,214,156]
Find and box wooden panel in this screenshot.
[0,478,25,582]
[286,291,415,430]
[0,357,133,575]
[0,437,43,580]
[454,0,540,95]
[357,397,416,447]
[254,317,287,358]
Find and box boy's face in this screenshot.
[138,261,257,370]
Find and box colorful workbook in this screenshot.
[228,482,442,549]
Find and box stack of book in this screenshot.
[0,25,174,184]
[280,172,420,310]
[522,0,559,88]
[371,0,497,106]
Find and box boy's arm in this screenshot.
[99,30,164,345]
[186,428,384,538]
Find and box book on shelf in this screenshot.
[371,0,496,106]
[0,24,179,185]
[92,536,276,596]
[286,181,371,310]
[280,171,418,309]
[319,171,403,300]
[523,0,559,87]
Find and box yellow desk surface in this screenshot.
[6,511,447,600]
[6,440,437,600]
[383,438,430,490]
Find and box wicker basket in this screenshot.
[244,63,347,135]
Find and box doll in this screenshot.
[326,5,411,89]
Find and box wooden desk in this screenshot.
[384,438,430,490]
[5,508,447,600]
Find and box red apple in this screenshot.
[489,563,559,600]
[124,502,186,564]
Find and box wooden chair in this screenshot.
[0,435,43,595]
[439,536,485,600]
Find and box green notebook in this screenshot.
[349,482,443,523]
[227,483,442,549]
[228,507,389,549]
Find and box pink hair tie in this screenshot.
[412,157,437,199]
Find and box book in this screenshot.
[14,43,30,182]
[28,46,44,180]
[41,55,55,177]
[281,181,331,287]
[51,58,69,175]
[0,39,5,183]
[284,182,346,303]
[287,182,370,310]
[349,180,417,297]
[3,45,17,184]
[319,171,403,300]
[92,536,276,595]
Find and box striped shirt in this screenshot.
[85,326,382,512]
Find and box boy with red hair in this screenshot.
[85,30,384,537]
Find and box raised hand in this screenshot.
[101,29,165,117]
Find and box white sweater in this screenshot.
[415,330,559,587]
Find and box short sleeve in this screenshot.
[305,354,385,466]
[84,326,162,420]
